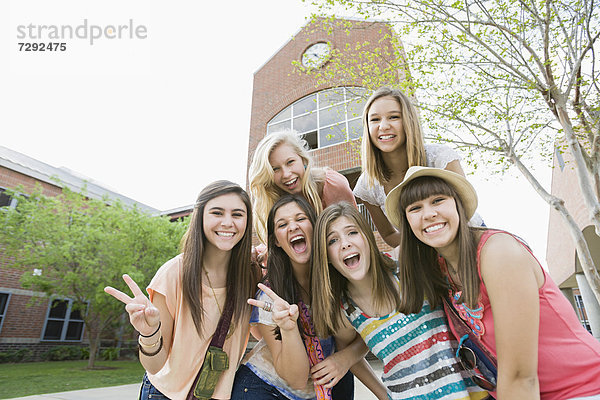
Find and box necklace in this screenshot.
[203,267,235,339]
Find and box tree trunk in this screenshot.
[551,197,600,303]
[556,104,600,236]
[509,151,600,303]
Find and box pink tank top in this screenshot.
[446,230,600,400]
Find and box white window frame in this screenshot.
[0,292,11,334]
[267,87,367,150]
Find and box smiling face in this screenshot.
[405,194,460,253]
[269,143,306,195]
[273,201,314,268]
[202,193,247,253]
[367,95,406,153]
[326,216,370,284]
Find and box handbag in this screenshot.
[186,298,234,400]
[443,296,498,388]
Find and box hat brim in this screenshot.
[384,166,478,229]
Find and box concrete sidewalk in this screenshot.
[7,359,384,400]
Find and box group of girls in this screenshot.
[105,86,600,400]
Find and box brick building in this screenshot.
[247,18,407,252]
[546,147,600,339]
[0,145,160,358]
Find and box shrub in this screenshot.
[42,346,84,361]
[100,347,120,361]
[0,348,33,363]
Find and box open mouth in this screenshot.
[424,223,445,234]
[290,235,307,254]
[343,253,360,268]
[284,177,298,188]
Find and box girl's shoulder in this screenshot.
[424,143,461,168]
[478,230,533,266]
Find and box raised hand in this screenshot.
[248,283,299,332]
[104,274,160,336]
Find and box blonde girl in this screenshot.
[249,130,356,244]
[353,87,482,248]
[311,202,487,400]
[105,181,261,400]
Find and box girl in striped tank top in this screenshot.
[311,202,488,400]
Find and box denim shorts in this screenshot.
[139,373,170,400]
[231,364,354,400]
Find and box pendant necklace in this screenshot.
[203,267,235,339]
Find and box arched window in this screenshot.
[266,87,367,150]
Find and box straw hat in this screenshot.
[384,166,478,229]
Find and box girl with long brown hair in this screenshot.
[105,180,261,400]
[386,166,600,399]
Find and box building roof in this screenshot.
[0,145,159,214]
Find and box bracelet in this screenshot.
[138,336,163,357]
[138,334,161,348]
[139,322,161,338]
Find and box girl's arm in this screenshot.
[312,323,388,399]
[480,233,544,399]
[443,159,466,176]
[256,321,309,389]
[140,292,173,374]
[363,201,401,248]
[104,274,172,374]
[249,284,310,390]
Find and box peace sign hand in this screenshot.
[104,274,160,336]
[248,283,299,332]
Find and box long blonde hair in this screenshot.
[361,87,427,187]
[248,130,325,243]
[311,202,400,337]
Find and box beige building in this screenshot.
[547,147,600,339]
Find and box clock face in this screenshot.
[301,42,331,68]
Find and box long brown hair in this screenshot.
[361,87,427,187]
[397,176,481,313]
[265,195,317,340]
[180,180,260,336]
[311,202,400,337]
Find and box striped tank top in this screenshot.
[342,282,488,400]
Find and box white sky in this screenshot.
[0,0,551,265]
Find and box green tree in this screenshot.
[300,2,600,301]
[0,185,187,368]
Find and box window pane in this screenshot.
[301,131,318,150]
[320,104,346,128]
[0,294,8,314]
[43,320,64,340]
[319,123,346,147]
[69,304,85,321]
[348,119,363,140]
[293,113,317,134]
[319,89,345,108]
[293,94,317,115]
[48,300,68,319]
[267,120,291,135]
[65,321,84,341]
[345,87,367,100]
[347,97,366,120]
[270,107,291,124]
[0,190,12,208]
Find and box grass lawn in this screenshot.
[0,360,145,399]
